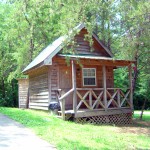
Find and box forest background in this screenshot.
[0,0,149,109]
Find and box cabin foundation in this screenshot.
[74,113,133,125]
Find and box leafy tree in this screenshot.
[0,0,149,109]
[0,2,17,106]
[112,0,150,111]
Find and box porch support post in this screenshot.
[72,60,77,113]
[102,65,107,110]
[129,64,133,109]
[61,99,66,120]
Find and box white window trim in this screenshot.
[82,68,97,86]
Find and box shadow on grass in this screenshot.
[109,119,150,129]
[132,119,150,128]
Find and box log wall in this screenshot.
[76,65,114,88]
[106,66,114,88]
[60,28,111,57]
[18,79,29,108]
[53,57,114,88]
[28,66,49,110]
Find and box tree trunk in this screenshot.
[1,77,5,98]
[132,51,138,93]
[11,80,17,107]
[29,24,34,62]
[107,22,111,50]
[101,10,105,45]
[140,98,147,120]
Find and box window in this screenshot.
[82,68,96,86]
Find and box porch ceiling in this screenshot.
[57,54,135,67]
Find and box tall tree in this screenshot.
[0,0,149,108]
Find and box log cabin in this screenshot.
[18,24,135,124]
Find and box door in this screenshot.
[59,66,72,110]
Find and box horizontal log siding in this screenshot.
[74,29,102,56]
[106,66,114,88]
[18,79,29,108]
[53,57,114,88]
[59,28,111,57]
[28,66,49,110]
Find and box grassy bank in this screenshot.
[0,107,150,150]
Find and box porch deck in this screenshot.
[58,108,133,118]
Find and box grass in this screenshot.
[134,110,150,121]
[0,107,150,150]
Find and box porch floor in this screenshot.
[58,108,133,118]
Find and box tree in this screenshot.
[112,0,150,113]
[0,0,149,109]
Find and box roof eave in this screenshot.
[92,33,113,57]
[57,54,135,67]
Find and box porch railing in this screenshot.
[56,87,132,119]
[106,88,131,108]
[76,88,104,110]
[76,88,131,110]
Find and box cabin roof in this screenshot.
[23,23,113,73]
[23,36,66,73]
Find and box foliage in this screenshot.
[0,107,150,150]
[113,0,150,108]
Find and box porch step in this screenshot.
[58,110,74,120]
[58,110,75,114]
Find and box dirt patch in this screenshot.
[114,120,150,136]
[134,120,150,127]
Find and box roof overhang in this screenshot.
[58,54,135,67]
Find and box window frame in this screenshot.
[82,68,97,86]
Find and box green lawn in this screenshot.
[0,107,150,150]
[134,110,150,121]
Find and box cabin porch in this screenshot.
[56,57,134,124]
[57,88,133,124]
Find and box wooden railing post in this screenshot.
[89,90,92,109]
[129,64,133,109]
[72,60,77,113]
[61,99,65,120]
[117,89,121,108]
[102,65,107,110]
[59,90,66,120]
